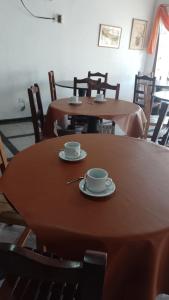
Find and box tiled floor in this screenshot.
[0,120,168,299]
[0,121,35,157]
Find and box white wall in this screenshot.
[0,0,156,119]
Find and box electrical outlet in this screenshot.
[53,14,63,23]
[57,14,63,23]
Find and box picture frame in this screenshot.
[98,24,122,49]
[129,18,147,50]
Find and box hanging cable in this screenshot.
[20,0,55,21]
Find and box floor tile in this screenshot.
[9,136,35,151]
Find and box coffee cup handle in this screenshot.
[105,178,112,188]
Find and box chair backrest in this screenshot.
[73,77,90,96]
[133,74,156,104]
[87,78,101,97]
[88,72,108,96]
[143,84,153,138]
[151,102,169,144]
[0,244,107,300]
[0,138,8,174]
[28,84,44,143]
[88,71,108,83]
[48,70,57,102]
[97,82,120,100]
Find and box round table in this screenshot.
[154,90,169,102]
[56,81,88,96]
[1,134,169,300]
[43,97,146,137]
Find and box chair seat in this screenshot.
[0,194,26,226]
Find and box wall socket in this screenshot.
[53,14,63,23]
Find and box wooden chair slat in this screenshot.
[0,244,107,300]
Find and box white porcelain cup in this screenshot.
[69,95,79,103]
[64,141,81,159]
[96,93,104,101]
[86,168,112,193]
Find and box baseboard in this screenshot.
[0,117,32,125]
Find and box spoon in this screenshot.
[66,176,84,184]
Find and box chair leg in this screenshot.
[16,227,32,247]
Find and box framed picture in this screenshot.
[98,24,122,49]
[129,18,147,50]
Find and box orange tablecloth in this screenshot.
[1,135,169,300]
[43,98,146,138]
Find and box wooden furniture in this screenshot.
[73,77,90,97]
[151,102,169,144]
[0,139,30,245]
[1,135,169,300]
[48,70,57,102]
[97,82,120,99]
[0,138,8,174]
[28,84,44,143]
[56,80,88,92]
[43,97,146,137]
[0,242,106,300]
[133,74,156,108]
[97,82,120,134]
[88,71,108,82]
[88,72,108,96]
[28,84,75,142]
[144,85,169,144]
[71,78,101,130]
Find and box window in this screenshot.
[155,23,169,81]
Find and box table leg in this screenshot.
[87,116,99,133]
[78,89,86,97]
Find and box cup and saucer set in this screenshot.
[59,141,87,161]
[94,93,106,103]
[68,96,82,105]
[79,168,116,198]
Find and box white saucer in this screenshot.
[94,99,107,103]
[79,179,116,197]
[59,149,87,161]
[69,101,82,105]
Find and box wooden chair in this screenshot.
[150,102,169,145]
[143,85,169,145]
[28,84,44,143]
[0,139,30,245]
[0,240,107,300]
[96,82,120,134]
[97,82,120,99]
[73,77,90,97]
[71,78,101,130]
[88,72,108,97]
[0,138,8,174]
[133,74,158,112]
[28,84,74,142]
[48,70,57,102]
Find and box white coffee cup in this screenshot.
[69,95,79,103]
[86,168,112,193]
[64,141,81,159]
[96,94,104,101]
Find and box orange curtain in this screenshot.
[147,4,169,54]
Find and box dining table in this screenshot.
[43,97,146,137]
[56,80,88,96]
[1,134,169,300]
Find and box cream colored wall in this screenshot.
[0,0,156,119]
